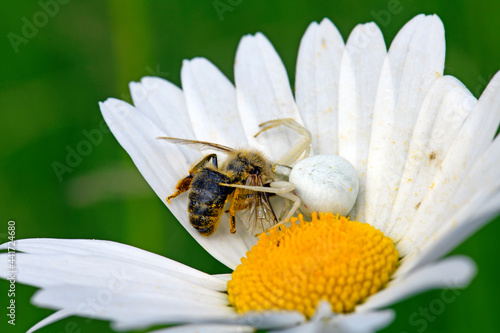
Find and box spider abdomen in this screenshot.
[289,154,359,217]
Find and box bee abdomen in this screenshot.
[188,169,232,236]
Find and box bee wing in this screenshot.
[236,174,279,236]
[157,137,236,154]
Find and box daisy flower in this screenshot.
[2,13,500,333]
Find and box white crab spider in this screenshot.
[226,118,359,225]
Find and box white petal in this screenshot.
[365,14,445,231]
[295,18,344,155]
[293,302,393,333]
[449,135,500,213]
[32,286,236,331]
[5,238,240,331]
[397,70,500,255]
[212,273,233,283]
[181,58,248,146]
[272,322,319,333]
[150,324,254,333]
[0,239,226,290]
[397,190,500,277]
[238,311,304,329]
[129,77,194,137]
[384,76,475,240]
[267,301,332,333]
[235,33,304,161]
[358,256,476,312]
[100,99,250,269]
[332,310,395,333]
[338,22,386,221]
[113,309,304,331]
[129,77,200,162]
[1,256,227,309]
[399,136,500,261]
[26,309,73,333]
[273,309,394,333]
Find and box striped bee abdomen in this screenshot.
[188,168,232,236]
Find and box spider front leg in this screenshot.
[266,182,301,228]
[255,118,312,166]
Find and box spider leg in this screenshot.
[255,118,312,166]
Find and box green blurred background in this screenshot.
[1,0,499,332]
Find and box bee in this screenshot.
[158,137,293,236]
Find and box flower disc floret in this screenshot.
[227,213,399,318]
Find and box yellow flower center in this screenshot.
[227,213,399,319]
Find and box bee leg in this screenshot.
[194,153,218,168]
[227,189,246,234]
[224,192,236,214]
[227,187,262,234]
[167,153,219,203]
[254,118,312,166]
[167,176,193,203]
[229,215,237,234]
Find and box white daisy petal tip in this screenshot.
[26,309,74,333]
[319,16,343,38]
[335,310,395,333]
[239,310,305,329]
[310,300,333,321]
[282,304,395,333]
[237,31,266,47]
[319,16,334,26]
[347,21,384,47]
[149,324,255,333]
[181,55,246,146]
